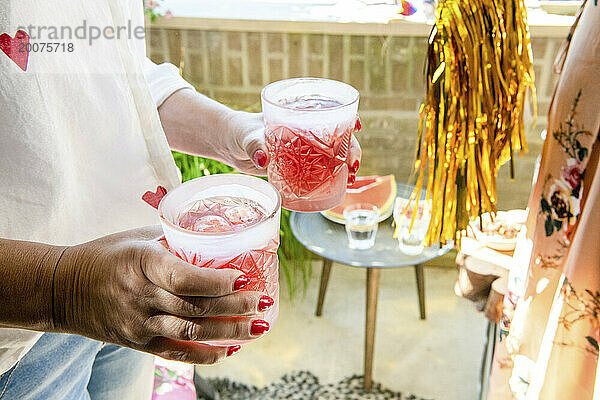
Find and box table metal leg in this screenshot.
[479,321,498,400]
[315,258,333,317]
[364,268,381,390]
[414,263,426,320]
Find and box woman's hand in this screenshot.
[227,110,363,179]
[223,110,269,175]
[52,226,272,364]
[159,89,268,175]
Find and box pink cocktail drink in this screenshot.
[262,78,360,212]
[158,175,281,346]
[177,196,267,233]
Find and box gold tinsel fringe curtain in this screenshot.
[412,0,536,245]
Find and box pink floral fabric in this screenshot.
[152,358,196,400]
[488,1,600,398]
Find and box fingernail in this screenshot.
[227,345,241,357]
[351,160,360,174]
[233,275,250,291]
[253,150,268,168]
[250,320,270,336]
[354,117,362,132]
[258,296,274,312]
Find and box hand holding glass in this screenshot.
[159,174,281,346]
[261,78,359,212]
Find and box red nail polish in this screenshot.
[354,117,361,132]
[227,345,241,357]
[352,160,360,174]
[258,296,274,312]
[347,174,356,186]
[250,320,270,335]
[233,275,249,291]
[253,150,268,168]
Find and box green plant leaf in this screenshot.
[540,197,551,213]
[577,146,588,162]
[572,183,581,198]
[167,369,177,379]
[553,219,563,231]
[586,336,599,352]
[544,216,554,237]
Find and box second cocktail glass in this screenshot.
[261,78,360,212]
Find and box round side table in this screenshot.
[290,196,450,390]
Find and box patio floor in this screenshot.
[195,260,487,400]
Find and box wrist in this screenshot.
[205,108,244,165]
[51,244,83,333]
[32,244,70,332]
[160,88,238,160]
[48,245,70,331]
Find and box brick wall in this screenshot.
[147,27,564,210]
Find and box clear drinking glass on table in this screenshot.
[344,203,379,250]
[261,77,360,212]
[158,174,281,346]
[393,197,432,256]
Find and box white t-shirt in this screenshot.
[0,0,192,374]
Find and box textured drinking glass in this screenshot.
[393,197,432,256]
[262,77,360,212]
[344,203,379,250]
[158,174,281,346]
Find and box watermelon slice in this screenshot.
[325,175,397,221]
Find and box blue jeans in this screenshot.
[0,333,154,400]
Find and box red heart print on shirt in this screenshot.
[142,186,168,210]
[0,30,30,71]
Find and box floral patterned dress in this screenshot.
[488,1,600,398]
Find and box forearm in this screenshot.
[0,239,67,332]
[158,88,237,161]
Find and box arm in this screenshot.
[156,86,362,179]
[0,227,273,363]
[145,59,361,178]
[0,239,64,331]
[158,88,268,174]
[143,59,268,174]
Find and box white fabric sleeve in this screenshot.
[143,58,194,107]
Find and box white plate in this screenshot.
[540,1,583,16]
[470,210,527,252]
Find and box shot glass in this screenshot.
[261,77,360,212]
[343,203,379,250]
[158,174,281,346]
[393,197,432,256]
